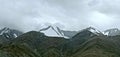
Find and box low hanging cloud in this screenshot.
[0,0,120,32]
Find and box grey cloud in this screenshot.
[0,0,120,32]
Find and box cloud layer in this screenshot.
[0,0,120,32]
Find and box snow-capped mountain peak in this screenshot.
[0,27,23,39]
[0,27,10,35]
[103,28,120,36]
[39,25,69,39]
[86,27,102,35]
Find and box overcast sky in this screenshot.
[0,0,120,32]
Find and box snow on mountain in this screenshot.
[13,33,18,38]
[85,27,102,35]
[103,31,109,35]
[103,28,120,36]
[0,27,23,39]
[0,27,9,35]
[39,25,69,39]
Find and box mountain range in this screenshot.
[0,26,120,57]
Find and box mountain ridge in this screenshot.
[0,27,120,57]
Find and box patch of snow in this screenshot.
[103,28,120,36]
[115,29,118,32]
[40,25,69,39]
[6,35,9,38]
[41,26,61,37]
[87,27,101,35]
[0,28,10,35]
[103,32,109,35]
[14,33,18,38]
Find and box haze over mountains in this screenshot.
[0,25,120,57]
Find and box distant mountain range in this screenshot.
[0,26,120,57]
[39,25,120,37]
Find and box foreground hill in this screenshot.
[0,31,68,57]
